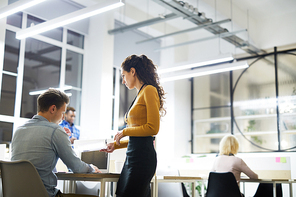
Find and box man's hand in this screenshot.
[90,164,101,173]
[63,127,71,136]
[70,137,77,144]
[100,143,115,153]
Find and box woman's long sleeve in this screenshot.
[123,86,160,137]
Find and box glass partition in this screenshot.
[233,56,278,151]
[193,72,231,153]
[277,53,296,151]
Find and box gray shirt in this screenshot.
[11,115,94,197]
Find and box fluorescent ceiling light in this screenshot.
[0,0,47,20]
[16,0,124,39]
[158,53,234,74]
[160,61,249,83]
[29,86,73,95]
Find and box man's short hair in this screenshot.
[37,88,70,112]
[66,106,76,114]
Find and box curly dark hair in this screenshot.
[121,54,166,117]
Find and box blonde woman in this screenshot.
[211,134,258,186]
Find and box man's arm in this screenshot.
[52,127,98,173]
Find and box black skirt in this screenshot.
[116,136,156,197]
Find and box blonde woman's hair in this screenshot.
[219,134,239,155]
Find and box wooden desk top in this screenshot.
[162,176,203,180]
[240,177,292,182]
[56,173,120,181]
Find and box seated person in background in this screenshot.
[211,134,258,187]
[59,106,80,144]
[11,88,101,197]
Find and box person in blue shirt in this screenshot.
[59,106,80,144]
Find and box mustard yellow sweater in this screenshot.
[114,85,160,149]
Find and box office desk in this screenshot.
[56,173,120,197]
[155,176,204,197]
[241,178,294,197]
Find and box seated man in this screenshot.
[59,106,80,144]
[11,88,101,197]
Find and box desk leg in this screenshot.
[290,182,293,197]
[63,180,66,193]
[155,178,158,197]
[150,179,154,197]
[192,181,196,197]
[101,181,106,197]
[273,182,276,197]
[113,182,117,197]
[107,182,110,197]
[201,180,205,197]
[68,180,76,193]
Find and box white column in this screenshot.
[80,12,115,139]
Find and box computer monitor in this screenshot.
[81,150,110,173]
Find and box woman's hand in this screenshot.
[100,143,115,153]
[114,130,125,145]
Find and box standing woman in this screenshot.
[101,54,166,197]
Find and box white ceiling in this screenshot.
[14,0,296,52]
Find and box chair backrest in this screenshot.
[254,183,282,197]
[0,160,48,197]
[206,172,242,197]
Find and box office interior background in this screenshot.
[0,0,296,194]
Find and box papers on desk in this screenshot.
[74,139,107,152]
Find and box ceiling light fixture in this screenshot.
[160,61,249,83]
[0,0,47,20]
[158,53,234,74]
[16,0,124,39]
[29,86,73,95]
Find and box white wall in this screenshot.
[257,11,296,49]
[80,12,115,139]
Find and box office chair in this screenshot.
[0,160,48,197]
[156,167,188,197]
[253,183,282,197]
[206,172,242,197]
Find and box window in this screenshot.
[0,122,13,147]
[192,48,296,153]
[233,56,277,152]
[21,38,62,118]
[26,15,63,41]
[0,75,16,116]
[3,30,20,73]
[0,12,85,145]
[6,12,22,28]
[67,30,84,49]
[193,73,231,153]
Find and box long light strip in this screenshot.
[29,86,73,95]
[0,0,47,19]
[160,61,249,83]
[16,0,124,39]
[158,53,234,74]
